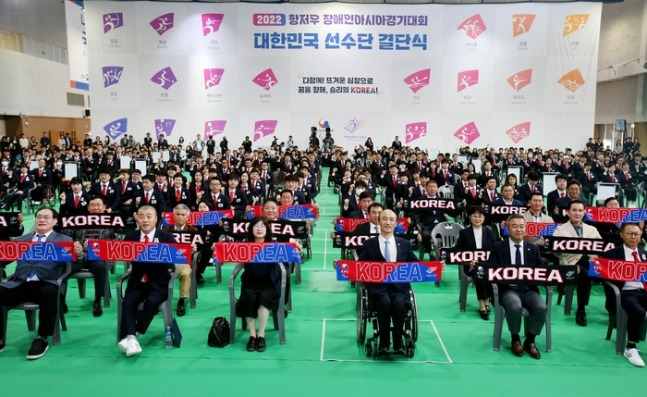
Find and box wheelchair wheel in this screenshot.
[410,290,419,343]
[44,186,56,206]
[405,338,415,358]
[356,284,368,346]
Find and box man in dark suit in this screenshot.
[167,174,192,212]
[380,164,400,210]
[3,164,34,212]
[546,174,568,216]
[489,214,546,360]
[201,177,230,210]
[349,191,374,219]
[517,171,543,205]
[118,205,178,357]
[116,169,136,215]
[91,168,121,213]
[358,209,419,355]
[0,207,83,360]
[601,223,647,367]
[135,174,166,218]
[224,173,249,219]
[553,180,588,224]
[58,177,90,217]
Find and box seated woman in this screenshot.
[454,206,497,320]
[236,216,282,353]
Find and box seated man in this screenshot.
[358,209,419,355]
[161,204,197,317]
[0,207,83,359]
[489,214,546,360]
[118,205,177,357]
[416,180,447,255]
[70,196,114,317]
[601,222,647,367]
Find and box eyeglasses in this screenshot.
[623,232,641,237]
[35,215,53,220]
[253,224,266,230]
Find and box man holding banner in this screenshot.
[0,207,83,360]
[489,214,546,359]
[358,209,419,355]
[599,223,647,367]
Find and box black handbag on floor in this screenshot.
[207,317,230,348]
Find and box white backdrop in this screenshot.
[85,2,601,152]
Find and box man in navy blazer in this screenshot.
[0,207,83,360]
[600,223,647,367]
[118,205,178,357]
[359,209,419,355]
[489,214,546,360]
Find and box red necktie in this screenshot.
[587,173,591,181]
[262,171,267,179]
[145,192,150,204]
[20,175,25,183]
[196,185,201,194]
[229,191,234,203]
[101,184,107,196]
[213,195,218,206]
[531,185,534,193]
[490,192,494,201]
[392,176,396,186]
[39,169,43,177]
[471,187,476,198]
[159,185,163,192]
[625,172,629,181]
[611,175,615,182]
[631,252,647,291]
[560,192,565,198]
[176,189,181,201]
[121,182,127,194]
[74,195,79,208]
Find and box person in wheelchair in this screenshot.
[416,180,447,257]
[3,164,34,212]
[359,209,419,355]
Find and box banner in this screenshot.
[55,214,135,230]
[169,231,207,246]
[585,207,647,224]
[161,210,233,226]
[441,249,490,264]
[403,197,458,212]
[485,205,528,221]
[87,239,192,264]
[331,232,378,249]
[546,236,616,254]
[589,258,647,282]
[0,212,22,233]
[0,241,77,262]
[501,221,561,237]
[213,242,302,263]
[473,264,577,285]
[246,205,318,219]
[333,217,409,233]
[221,219,308,239]
[335,260,442,283]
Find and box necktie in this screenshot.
[145,192,150,204]
[20,175,25,183]
[530,185,534,193]
[102,184,107,196]
[587,173,591,181]
[122,182,127,194]
[631,252,647,291]
[490,192,494,201]
[515,244,528,292]
[74,195,80,208]
[625,172,629,180]
[262,171,267,179]
[471,187,476,198]
[576,225,583,237]
[392,176,396,186]
[39,169,43,177]
[28,234,47,279]
[213,194,218,206]
[229,191,234,203]
[384,240,391,262]
[374,225,379,234]
[560,192,565,198]
[363,211,368,219]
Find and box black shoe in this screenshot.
[479,310,490,321]
[26,338,49,360]
[377,346,390,356]
[176,300,186,317]
[92,300,103,317]
[576,311,587,326]
[246,336,256,352]
[255,337,266,352]
[485,305,491,315]
[196,274,205,285]
[393,346,406,355]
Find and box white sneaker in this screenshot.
[624,348,645,367]
[126,339,142,357]
[117,338,129,354]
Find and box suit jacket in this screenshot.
[349,209,369,219]
[123,229,176,295]
[203,192,231,210]
[59,191,90,216]
[553,221,602,265]
[358,236,419,294]
[517,183,543,204]
[2,231,72,288]
[91,181,121,211]
[135,189,166,217]
[489,238,543,297]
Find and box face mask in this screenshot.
[1,162,8,166]
[56,162,63,167]
[355,188,365,196]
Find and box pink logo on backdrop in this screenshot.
[204,68,225,89]
[155,119,176,140]
[454,122,480,144]
[457,70,479,92]
[204,120,227,139]
[506,122,531,144]
[507,69,532,92]
[458,14,486,40]
[202,14,224,36]
[403,69,430,93]
[252,68,278,91]
[150,13,174,36]
[103,13,124,34]
[405,122,427,144]
[253,120,278,142]
[150,67,177,90]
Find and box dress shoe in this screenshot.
[575,311,587,326]
[479,310,489,321]
[93,300,103,317]
[393,346,406,355]
[176,300,186,317]
[255,337,266,352]
[485,305,491,315]
[511,340,524,357]
[523,342,541,360]
[624,348,645,367]
[377,346,390,356]
[246,336,256,352]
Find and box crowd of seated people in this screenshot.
[1,131,647,365]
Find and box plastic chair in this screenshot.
[188,252,200,309]
[438,185,455,199]
[228,263,287,345]
[70,261,114,308]
[1,262,71,345]
[603,280,647,355]
[115,263,179,342]
[492,284,553,353]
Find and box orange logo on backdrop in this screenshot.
[563,14,589,37]
[558,69,585,93]
[506,69,532,92]
[512,14,535,38]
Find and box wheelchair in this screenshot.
[356,282,418,358]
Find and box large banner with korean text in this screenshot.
[85,2,601,152]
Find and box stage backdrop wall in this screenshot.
[85,2,601,152]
